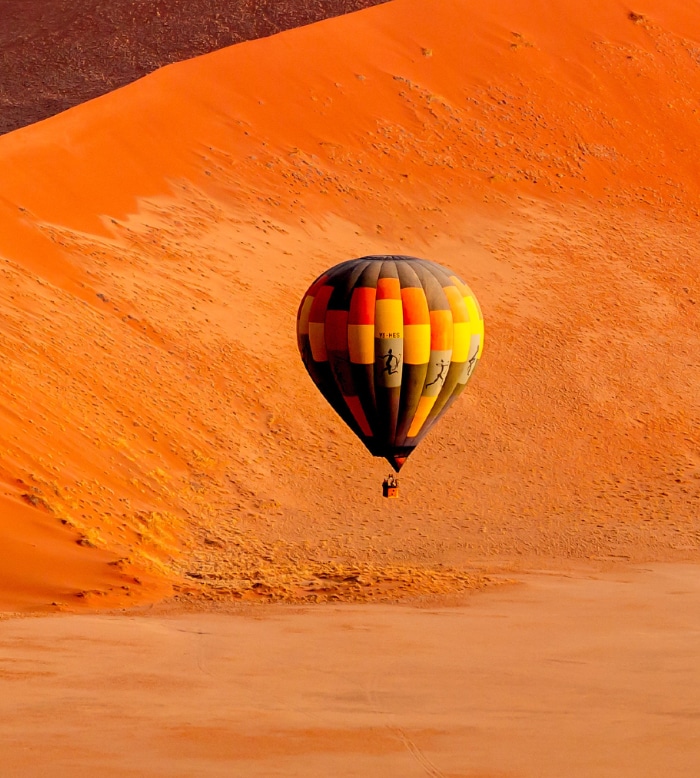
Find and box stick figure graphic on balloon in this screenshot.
[381,348,401,375]
[426,359,450,388]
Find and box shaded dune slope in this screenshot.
[0,0,698,610]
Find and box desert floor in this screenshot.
[2,565,700,777]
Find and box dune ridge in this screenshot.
[0,0,390,135]
[0,0,698,611]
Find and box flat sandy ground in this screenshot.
[2,564,700,777]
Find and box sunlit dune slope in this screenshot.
[1,0,698,611]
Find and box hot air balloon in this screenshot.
[296,255,484,495]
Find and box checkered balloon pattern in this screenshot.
[297,255,484,471]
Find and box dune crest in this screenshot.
[0,0,390,135]
[0,0,698,611]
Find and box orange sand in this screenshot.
[0,0,699,610]
[2,565,700,777]
[0,0,390,135]
[3,2,700,774]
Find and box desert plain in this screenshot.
[1,0,699,775]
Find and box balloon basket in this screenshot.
[382,476,399,499]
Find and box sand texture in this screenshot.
[1,0,698,611]
[0,0,389,135]
[1,0,700,771]
[2,565,700,777]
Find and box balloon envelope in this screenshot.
[297,255,484,471]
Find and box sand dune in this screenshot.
[0,0,389,135]
[1,0,699,612]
